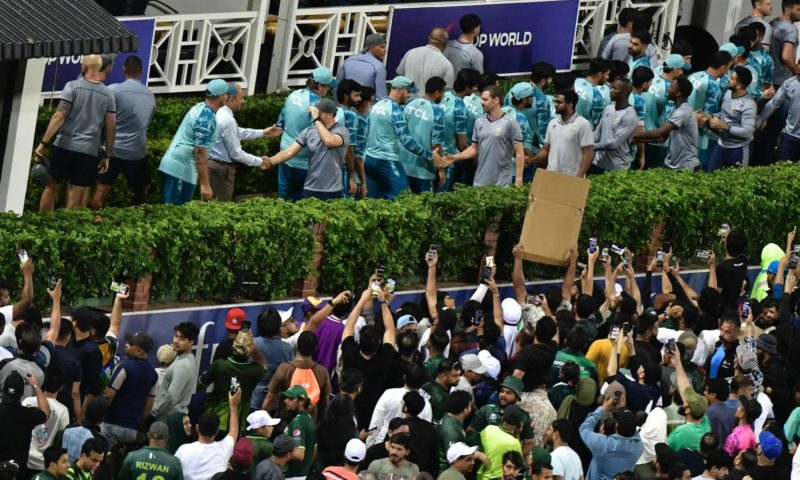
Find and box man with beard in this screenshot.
[467,376,534,454]
[422,359,462,422]
[531,89,594,177]
[705,315,741,380]
[281,386,316,480]
[366,433,419,480]
[542,419,584,480]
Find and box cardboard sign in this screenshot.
[519,169,590,266]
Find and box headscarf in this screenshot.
[636,407,667,466]
[751,243,784,301]
[557,376,597,420]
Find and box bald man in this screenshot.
[396,28,455,94]
[36,54,116,212]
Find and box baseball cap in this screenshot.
[391,76,418,94]
[280,385,308,400]
[207,79,236,96]
[2,371,24,403]
[664,53,691,71]
[316,98,338,115]
[446,442,478,464]
[148,421,169,440]
[604,381,626,402]
[157,344,177,364]
[0,461,18,479]
[509,82,535,100]
[363,33,386,50]
[767,260,780,275]
[500,375,524,399]
[460,353,487,375]
[501,298,522,325]
[719,42,745,58]
[397,314,418,329]
[225,307,247,330]
[247,410,280,430]
[302,297,323,315]
[230,437,254,466]
[503,405,524,426]
[344,439,367,463]
[273,434,300,456]
[312,67,338,89]
[279,307,295,323]
[758,431,782,460]
[478,350,501,380]
[124,331,154,353]
[681,386,708,417]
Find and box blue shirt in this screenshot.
[336,52,388,99]
[629,92,646,123]
[364,97,431,163]
[579,407,644,480]
[105,357,158,429]
[158,102,217,184]
[355,112,369,158]
[335,107,360,147]
[400,97,444,180]
[575,78,608,128]
[441,91,468,155]
[628,55,653,74]
[749,47,775,89]
[688,71,724,148]
[276,88,321,169]
[525,85,553,148]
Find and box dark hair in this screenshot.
[740,448,758,469]
[80,438,104,457]
[560,361,581,385]
[174,322,199,342]
[705,378,729,401]
[558,90,579,109]
[337,79,362,104]
[454,68,481,92]
[482,84,503,100]
[720,313,742,330]
[425,76,447,95]
[551,418,574,443]
[553,72,576,92]
[602,416,619,435]
[729,33,752,58]
[531,62,556,84]
[297,331,318,357]
[91,312,110,338]
[631,66,655,88]
[725,229,747,256]
[43,366,64,393]
[612,473,639,480]
[85,396,108,425]
[19,307,43,328]
[437,358,462,376]
[610,61,630,81]
[699,432,720,454]
[198,412,221,437]
[340,369,364,394]
[738,25,759,47]
[742,398,763,424]
[531,462,553,475]
[631,29,652,45]
[565,327,589,353]
[402,391,425,417]
[405,364,428,389]
[671,39,694,57]
[71,306,97,333]
[257,307,282,337]
[733,65,753,89]
[698,287,723,319]
[748,21,766,37]
[397,332,419,358]
[675,76,693,99]
[588,58,612,76]
[429,328,450,354]
[57,317,73,341]
[358,325,380,355]
[460,13,481,33]
[388,417,407,432]
[477,73,501,91]
[44,446,68,469]
[123,55,143,73]
[16,322,42,356]
[545,287,562,313]
[618,7,639,27]
[705,448,732,470]
[445,390,473,414]
[535,316,557,343]
[389,432,411,450]
[502,451,524,468]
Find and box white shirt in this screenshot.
[503,324,519,358]
[366,387,433,447]
[544,113,594,176]
[792,441,800,479]
[657,328,705,365]
[550,445,583,480]
[175,436,235,480]
[24,397,70,470]
[695,329,720,367]
[452,376,474,398]
[754,391,775,437]
[0,304,15,348]
[209,105,264,166]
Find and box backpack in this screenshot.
[289,361,321,405]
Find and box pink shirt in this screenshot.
[724,424,756,457]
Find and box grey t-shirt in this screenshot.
[109,79,156,160]
[544,113,595,176]
[769,18,799,86]
[472,112,523,187]
[735,16,772,48]
[367,458,420,480]
[253,458,284,480]
[297,122,350,193]
[664,102,699,170]
[592,104,638,171]
[0,358,45,401]
[716,91,757,149]
[759,76,800,139]
[600,32,631,62]
[54,77,116,156]
[444,39,484,74]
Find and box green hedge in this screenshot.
[4,165,800,305]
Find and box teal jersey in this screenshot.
[502,106,532,177]
[628,55,652,75]
[276,88,320,169]
[720,64,762,100]
[597,83,611,106]
[159,102,217,185]
[365,98,432,163]
[629,92,647,123]
[688,71,724,148]
[355,112,368,158]
[463,93,484,146]
[441,91,468,155]
[399,97,444,180]
[524,85,552,147]
[335,107,359,147]
[646,76,671,146]
[545,94,557,120]
[575,77,607,128]
[749,47,774,86]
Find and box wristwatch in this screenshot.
[39,139,51,146]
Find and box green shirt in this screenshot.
[467,403,534,446]
[424,355,445,381]
[437,414,466,472]
[31,473,57,480]
[285,411,316,477]
[198,357,265,433]
[667,415,711,452]
[119,446,184,480]
[247,434,273,469]
[438,467,466,480]
[546,349,599,387]
[422,380,449,422]
[66,463,92,480]
[477,425,522,480]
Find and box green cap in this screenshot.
[280,385,308,400]
[500,375,524,400]
[391,76,418,94]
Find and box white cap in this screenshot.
[447,442,478,464]
[279,307,295,323]
[460,353,488,374]
[246,410,280,430]
[502,298,522,325]
[478,350,501,380]
[344,438,366,462]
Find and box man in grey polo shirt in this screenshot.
[532,90,594,177]
[267,99,350,200]
[590,78,638,173]
[445,85,524,187]
[758,72,800,162]
[444,14,484,74]
[397,28,455,93]
[337,33,388,100]
[635,77,699,171]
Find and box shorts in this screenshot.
[278,164,307,201]
[644,145,669,169]
[49,145,100,187]
[161,172,195,205]
[365,155,408,199]
[97,156,148,189]
[777,134,800,162]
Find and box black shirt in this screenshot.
[69,337,103,398]
[514,342,558,391]
[716,256,748,311]
[212,338,235,363]
[405,417,441,477]
[341,337,397,429]
[0,401,47,468]
[43,341,82,421]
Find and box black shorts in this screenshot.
[97,156,149,189]
[49,145,100,187]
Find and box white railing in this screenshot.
[267,0,679,92]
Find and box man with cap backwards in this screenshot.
[337,33,388,100]
[452,352,488,398]
[253,434,300,480]
[158,78,232,204]
[267,98,350,200]
[467,375,535,455]
[0,371,48,471]
[100,329,158,448]
[322,438,366,480]
[439,442,479,480]
[364,76,446,199]
[118,421,183,480]
[245,410,281,468]
[213,307,247,363]
[642,53,691,169]
[501,82,537,184]
[274,67,338,200]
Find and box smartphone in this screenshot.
[718,223,731,239]
[695,249,712,260]
[386,278,396,294]
[610,244,625,256]
[622,322,632,335]
[49,276,59,289]
[589,237,598,254]
[375,264,385,281]
[110,281,129,296]
[600,247,610,263]
[791,251,800,270]
[485,256,495,268]
[370,280,381,297]
[741,301,751,319]
[480,265,492,283]
[623,252,631,268]
[17,249,28,265]
[575,262,587,280]
[613,390,622,407]
[662,240,671,253]
[230,376,240,395]
[656,249,665,267]
[610,326,620,342]
[473,309,483,326]
[667,338,676,353]
[426,245,439,262]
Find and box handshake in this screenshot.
[260,156,274,170]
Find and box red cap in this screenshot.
[225,308,247,331]
[230,437,254,466]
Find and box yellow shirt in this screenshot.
[585,339,629,385]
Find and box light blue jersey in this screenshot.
[525,86,553,149]
[646,76,671,146]
[159,102,217,185]
[365,97,432,163]
[629,92,647,123]
[688,71,724,149]
[463,93,484,146]
[335,107,359,146]
[575,77,607,128]
[399,97,444,180]
[276,88,320,169]
[441,91,468,155]
[355,112,368,158]
[749,47,774,87]
[502,106,533,179]
[628,55,653,75]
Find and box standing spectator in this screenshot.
[31,446,70,480]
[715,230,748,312]
[0,322,45,400]
[335,80,364,198]
[281,386,316,480]
[724,398,763,457]
[66,439,105,480]
[35,54,116,212]
[212,307,246,363]
[750,431,783,477]
[158,79,232,204]
[245,410,280,468]
[61,397,108,464]
[400,77,446,193]
[212,437,254,480]
[579,398,643,480]
[644,54,690,168]
[307,291,352,374]
[118,421,183,480]
[0,371,49,470]
[422,359,462,422]
[402,391,440,477]
[452,353,487,399]
[274,67,337,201]
[397,28,455,92]
[735,0,774,51]
[366,433,419,480]
[532,90,594,176]
[25,368,70,475]
[575,59,611,128]
[445,85,524,187]
[590,78,638,173]
[253,434,297,480]
[705,315,741,381]
[468,376,535,454]
[0,258,33,347]
[363,76,443,199]
[704,379,737,442]
[438,443,478,480]
[757,70,800,163]
[207,83,282,201]
[322,438,366,480]
[252,308,294,410]
[600,8,641,62]
[175,388,241,480]
[337,33,387,100]
[543,419,584,480]
[436,392,473,472]
[687,51,731,168]
[367,366,433,448]
[476,406,524,480]
[91,55,155,209]
[315,395,359,471]
[696,449,733,480]
[755,333,792,423]
[444,14,484,75]
[668,351,711,452]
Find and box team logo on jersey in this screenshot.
[293,428,301,437]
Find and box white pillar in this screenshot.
[0,58,46,215]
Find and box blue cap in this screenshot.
[758,431,782,459]
[397,314,418,329]
[391,76,418,93]
[206,79,236,96]
[719,42,745,59]
[767,260,780,275]
[664,53,691,71]
[311,67,338,89]
[509,82,535,100]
